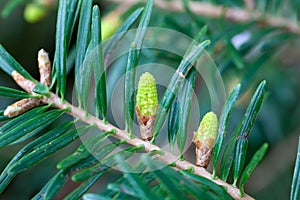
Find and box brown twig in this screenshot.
[4,49,51,117]
[11,71,254,200]
[109,0,300,34]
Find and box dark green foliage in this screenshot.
[124,0,153,136]
[167,26,208,153]
[53,0,67,99]
[72,145,143,182]
[34,169,69,199]
[0,109,64,149]
[107,183,139,197]
[65,0,82,49]
[0,86,38,99]
[212,84,241,179]
[152,40,210,143]
[220,123,241,181]
[75,0,92,107]
[168,99,180,151]
[75,0,92,75]
[8,125,90,174]
[233,137,248,186]
[33,139,124,199]
[51,0,82,99]
[91,5,107,122]
[176,68,196,156]
[0,111,10,122]
[114,155,162,200]
[64,174,102,200]
[0,44,35,80]
[239,143,269,197]
[86,155,234,200]
[180,170,234,200]
[0,105,49,133]
[218,81,267,184]
[290,137,300,200]
[233,80,266,186]
[0,121,74,193]
[56,130,113,169]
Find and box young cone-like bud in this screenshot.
[193,111,218,168]
[4,98,40,117]
[38,49,51,86]
[136,72,158,140]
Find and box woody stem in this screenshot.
[12,72,254,200]
[42,92,253,200]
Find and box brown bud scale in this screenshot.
[136,106,156,140]
[4,98,41,117]
[12,71,36,94]
[194,133,215,168]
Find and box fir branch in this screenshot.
[109,0,300,34]
[11,73,254,200]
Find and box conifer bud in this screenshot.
[4,98,40,117]
[5,71,41,117]
[38,49,51,86]
[4,49,52,117]
[136,72,158,140]
[193,111,218,168]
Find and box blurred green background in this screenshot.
[0,0,299,199]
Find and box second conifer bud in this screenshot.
[136,72,158,140]
[193,111,218,168]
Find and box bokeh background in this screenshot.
[0,0,299,199]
